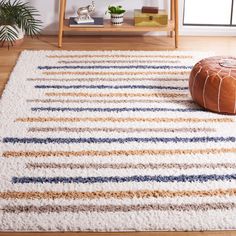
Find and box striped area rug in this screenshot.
[0,50,236,231]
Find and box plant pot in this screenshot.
[111,13,124,26]
[0,25,24,47]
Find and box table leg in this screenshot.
[58,0,66,48]
[170,0,175,38]
[174,0,179,48]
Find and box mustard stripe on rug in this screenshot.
[1,50,236,231]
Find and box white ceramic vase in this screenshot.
[0,25,24,46]
[111,13,124,26]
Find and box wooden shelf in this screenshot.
[63,19,175,32]
[58,0,179,48]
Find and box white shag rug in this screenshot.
[0,50,236,231]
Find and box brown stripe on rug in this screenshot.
[27,127,216,133]
[47,55,193,59]
[3,148,236,158]
[26,162,236,170]
[45,92,188,98]
[15,117,234,123]
[43,71,190,76]
[3,202,236,213]
[0,188,236,200]
[27,78,189,82]
[58,60,181,64]
[26,99,193,104]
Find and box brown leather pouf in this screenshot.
[189,56,236,114]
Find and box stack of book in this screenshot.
[69,17,104,28]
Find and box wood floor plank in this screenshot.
[0,232,236,236]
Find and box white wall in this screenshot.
[27,0,236,36]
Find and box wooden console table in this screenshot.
[58,0,179,48]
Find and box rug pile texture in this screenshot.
[0,50,236,231]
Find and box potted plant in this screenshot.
[0,0,42,48]
[106,5,126,26]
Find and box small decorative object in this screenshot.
[0,0,42,48]
[142,6,159,14]
[70,17,104,28]
[106,5,126,26]
[74,1,95,24]
[189,56,236,114]
[134,9,168,27]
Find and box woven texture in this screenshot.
[1,50,236,231]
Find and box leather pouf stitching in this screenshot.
[189,56,236,114]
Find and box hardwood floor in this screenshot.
[0,232,236,236]
[0,35,236,236]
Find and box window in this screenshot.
[233,0,236,24]
[184,0,235,26]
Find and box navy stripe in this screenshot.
[31,107,203,112]
[38,65,192,70]
[12,174,236,184]
[35,85,188,90]
[3,137,236,144]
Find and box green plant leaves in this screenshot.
[0,0,42,47]
[107,5,126,15]
[0,25,19,48]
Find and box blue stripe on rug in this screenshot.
[31,107,203,112]
[12,174,236,184]
[34,85,189,90]
[3,137,236,144]
[38,65,193,70]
